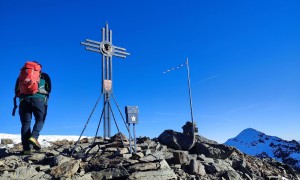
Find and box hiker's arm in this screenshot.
[14,78,19,96]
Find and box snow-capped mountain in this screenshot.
[225,128,300,171]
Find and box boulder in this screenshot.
[50,159,80,178]
[158,130,194,150]
[173,150,190,164]
[189,159,206,176]
[1,139,13,145]
[182,121,198,135]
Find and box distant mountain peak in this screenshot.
[225,128,300,172]
[228,128,265,146]
[242,127,259,132]
[239,127,263,137]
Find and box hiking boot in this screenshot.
[28,137,41,150]
[22,150,32,155]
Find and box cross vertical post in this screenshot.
[80,23,130,138]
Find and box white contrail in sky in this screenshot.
[197,74,221,83]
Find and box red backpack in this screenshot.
[18,61,42,95]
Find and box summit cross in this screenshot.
[80,23,130,138]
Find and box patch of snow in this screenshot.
[0,133,87,148]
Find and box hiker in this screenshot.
[13,61,51,154]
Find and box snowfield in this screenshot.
[0,133,86,148]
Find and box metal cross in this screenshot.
[80,23,130,138]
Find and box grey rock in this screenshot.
[162,150,174,163]
[128,162,160,172]
[47,150,60,156]
[72,173,93,180]
[2,165,43,180]
[105,147,118,152]
[148,140,159,149]
[51,154,73,166]
[133,146,142,152]
[122,159,139,166]
[203,162,218,174]
[1,155,26,171]
[213,159,236,172]
[117,147,129,154]
[144,149,152,156]
[91,167,129,179]
[121,153,132,159]
[191,142,211,157]
[89,157,111,170]
[189,159,206,176]
[160,159,171,169]
[221,170,242,180]
[1,139,13,145]
[28,153,46,161]
[209,143,235,159]
[173,150,190,164]
[50,159,80,178]
[128,169,177,180]
[182,121,198,135]
[135,152,145,158]
[140,151,165,162]
[191,142,235,159]
[37,165,51,171]
[195,135,218,144]
[138,143,149,150]
[158,130,194,150]
[111,132,129,143]
[85,144,102,154]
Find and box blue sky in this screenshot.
[1,0,299,143]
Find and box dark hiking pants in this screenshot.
[19,98,47,151]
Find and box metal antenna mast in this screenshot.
[186,58,195,139]
[80,23,130,138]
[163,58,196,150]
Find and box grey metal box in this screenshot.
[125,106,139,124]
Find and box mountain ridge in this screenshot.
[225,128,300,172]
[1,123,300,179]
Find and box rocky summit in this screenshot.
[0,123,300,180]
